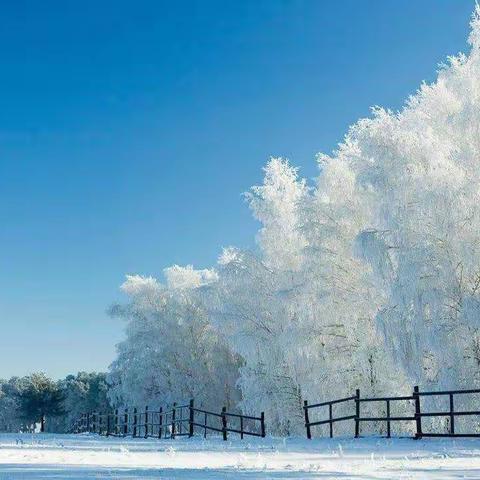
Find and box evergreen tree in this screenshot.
[16,373,64,432]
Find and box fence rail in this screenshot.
[304,386,480,439]
[72,399,265,441]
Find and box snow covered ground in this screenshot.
[0,433,479,479]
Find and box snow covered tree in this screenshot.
[48,372,111,433]
[319,5,480,393]
[0,378,23,432]
[108,6,480,435]
[213,158,401,434]
[108,271,241,410]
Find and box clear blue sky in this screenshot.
[0,0,474,379]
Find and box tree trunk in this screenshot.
[40,414,45,433]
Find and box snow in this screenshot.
[1,434,480,478]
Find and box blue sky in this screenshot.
[0,0,474,378]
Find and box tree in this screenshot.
[108,272,241,411]
[50,372,111,433]
[107,5,480,434]
[0,377,23,432]
[16,373,64,432]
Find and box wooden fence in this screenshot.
[72,399,265,441]
[304,386,480,439]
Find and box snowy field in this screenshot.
[0,434,479,479]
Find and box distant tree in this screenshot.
[53,372,110,432]
[0,377,23,432]
[0,371,110,433]
[16,373,64,432]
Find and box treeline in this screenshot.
[0,372,109,433]
[107,6,480,436]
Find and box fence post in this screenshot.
[240,415,244,440]
[179,404,183,435]
[124,408,128,436]
[99,412,103,435]
[413,385,422,439]
[171,403,177,439]
[114,409,119,435]
[221,407,227,441]
[355,389,360,438]
[449,393,455,435]
[204,411,207,439]
[386,400,391,438]
[158,407,163,439]
[303,400,311,439]
[189,399,194,438]
[144,406,149,438]
[260,412,265,438]
[329,403,333,438]
[133,408,137,438]
[106,413,110,437]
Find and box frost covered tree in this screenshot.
[292,5,480,421]
[49,372,110,433]
[108,270,241,410]
[213,158,402,434]
[318,5,480,394]
[0,378,23,432]
[109,6,480,434]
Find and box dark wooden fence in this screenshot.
[72,399,265,441]
[304,386,480,439]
